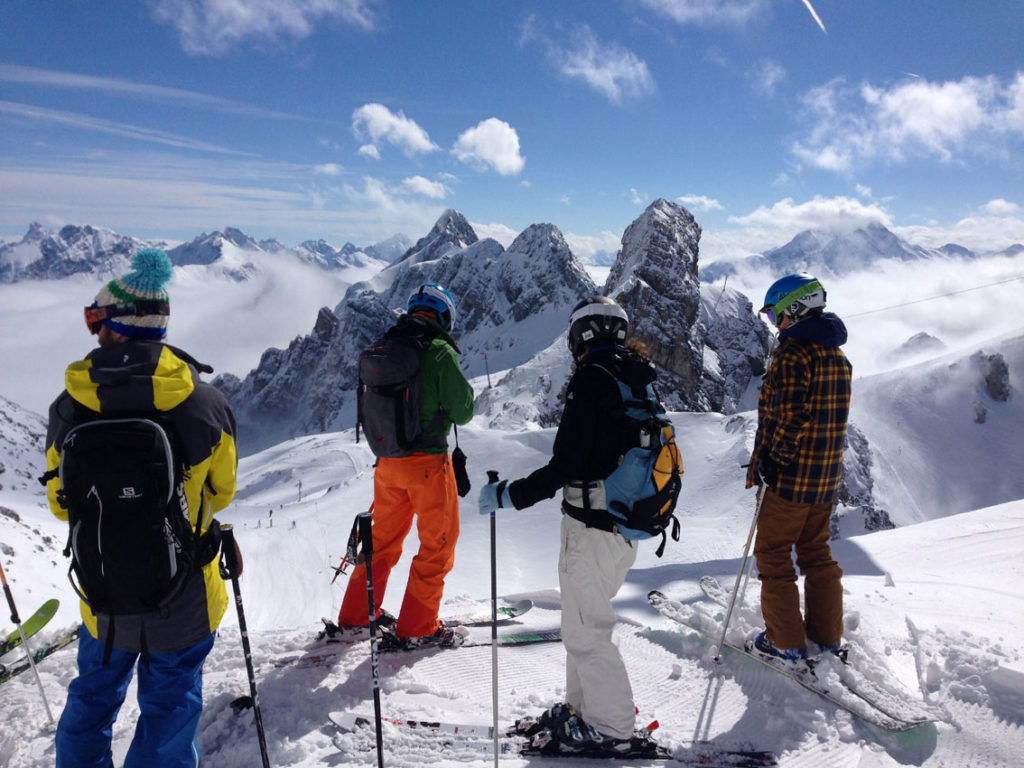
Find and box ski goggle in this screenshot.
[760,280,824,327]
[84,301,170,334]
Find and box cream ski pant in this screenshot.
[559,514,638,740]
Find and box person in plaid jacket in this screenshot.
[745,272,852,661]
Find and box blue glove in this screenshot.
[478,480,510,515]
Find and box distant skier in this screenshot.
[480,296,664,756]
[745,272,852,662]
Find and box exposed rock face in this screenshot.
[698,283,772,414]
[605,198,735,411]
[833,423,895,537]
[218,212,598,453]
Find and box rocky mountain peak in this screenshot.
[396,209,478,267]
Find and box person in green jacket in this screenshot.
[335,283,475,648]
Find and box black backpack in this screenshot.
[53,417,219,638]
[356,319,446,458]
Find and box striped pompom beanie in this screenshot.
[93,248,173,338]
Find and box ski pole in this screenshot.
[355,510,385,768]
[486,470,501,768]
[219,525,271,768]
[0,560,55,724]
[713,485,766,664]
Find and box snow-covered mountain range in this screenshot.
[1,204,1022,768]
[0,222,410,283]
[701,220,1022,282]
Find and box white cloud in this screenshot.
[471,221,519,248]
[0,101,253,156]
[352,104,439,159]
[151,0,379,56]
[400,176,449,199]
[0,65,300,120]
[792,73,1024,173]
[452,118,525,175]
[895,199,1024,251]
[855,184,873,198]
[728,195,893,232]
[357,144,381,160]
[630,188,646,206]
[564,230,622,261]
[314,163,343,176]
[747,59,786,99]
[677,194,724,211]
[521,20,653,105]
[637,0,769,26]
[980,199,1020,216]
[559,26,655,104]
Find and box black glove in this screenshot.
[452,447,471,497]
[757,456,781,488]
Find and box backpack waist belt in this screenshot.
[563,480,619,533]
[563,479,607,511]
[562,503,619,533]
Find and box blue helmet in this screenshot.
[760,272,826,327]
[407,282,457,332]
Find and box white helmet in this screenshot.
[567,296,629,357]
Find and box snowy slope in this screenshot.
[3,336,1024,766]
[2,241,1023,766]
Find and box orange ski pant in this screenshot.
[753,489,844,650]
[338,453,459,638]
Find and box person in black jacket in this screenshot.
[480,296,655,754]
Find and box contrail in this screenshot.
[800,0,827,34]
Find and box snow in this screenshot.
[3,258,1024,766]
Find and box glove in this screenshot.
[452,447,471,498]
[478,479,510,515]
[757,456,781,488]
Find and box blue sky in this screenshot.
[1,0,1022,260]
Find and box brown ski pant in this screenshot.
[753,489,844,650]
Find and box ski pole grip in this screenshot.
[219,524,240,580]
[358,511,374,557]
[487,470,500,484]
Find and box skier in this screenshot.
[335,283,475,648]
[746,272,852,662]
[43,248,238,768]
[479,296,658,755]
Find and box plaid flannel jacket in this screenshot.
[748,313,852,504]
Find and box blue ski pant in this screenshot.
[55,626,215,768]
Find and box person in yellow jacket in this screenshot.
[44,248,237,768]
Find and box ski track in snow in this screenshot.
[6,595,1023,767]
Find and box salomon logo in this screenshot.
[119,487,142,500]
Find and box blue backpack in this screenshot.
[594,366,684,556]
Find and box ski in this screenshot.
[332,711,775,766]
[697,576,941,727]
[319,598,533,643]
[648,590,935,732]
[380,626,561,653]
[443,598,533,627]
[518,741,774,766]
[330,710,497,738]
[0,625,81,685]
[271,626,560,668]
[0,598,59,657]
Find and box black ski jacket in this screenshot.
[507,345,657,511]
